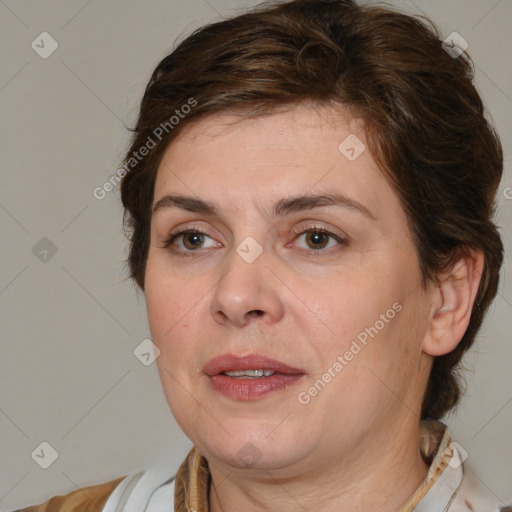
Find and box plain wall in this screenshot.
[1,0,511,509]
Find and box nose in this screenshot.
[209,244,285,329]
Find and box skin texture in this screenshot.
[144,103,483,512]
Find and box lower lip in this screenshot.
[208,374,304,400]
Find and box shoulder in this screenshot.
[9,455,182,512]
[449,464,506,512]
[414,425,507,512]
[100,463,176,511]
[10,476,126,512]
[10,461,178,512]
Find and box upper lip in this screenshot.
[203,354,305,376]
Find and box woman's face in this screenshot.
[145,104,434,474]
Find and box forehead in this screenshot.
[153,104,398,220]
[159,103,367,162]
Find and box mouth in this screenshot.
[220,369,279,379]
[203,353,305,377]
[203,354,305,400]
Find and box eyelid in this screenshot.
[290,222,345,239]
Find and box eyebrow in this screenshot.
[151,192,376,220]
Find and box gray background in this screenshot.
[1,0,511,509]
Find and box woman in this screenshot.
[13,0,506,510]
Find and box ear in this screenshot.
[423,250,485,357]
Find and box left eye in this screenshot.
[293,228,344,251]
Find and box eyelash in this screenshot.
[160,223,347,258]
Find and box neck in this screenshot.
[208,420,429,512]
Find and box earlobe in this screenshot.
[423,250,484,357]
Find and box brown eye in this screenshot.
[293,227,345,253]
[304,231,330,249]
[182,232,206,250]
[161,228,218,255]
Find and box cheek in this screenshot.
[317,261,421,369]
[145,267,211,372]
[312,266,399,336]
[145,250,192,320]
[145,270,190,347]
[145,283,173,341]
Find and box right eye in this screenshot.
[160,227,221,256]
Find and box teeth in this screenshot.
[223,369,276,378]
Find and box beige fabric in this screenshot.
[398,420,452,511]
[174,444,210,512]
[13,476,125,512]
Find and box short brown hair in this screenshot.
[120,0,504,419]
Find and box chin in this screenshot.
[207,442,307,472]
[189,420,313,471]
